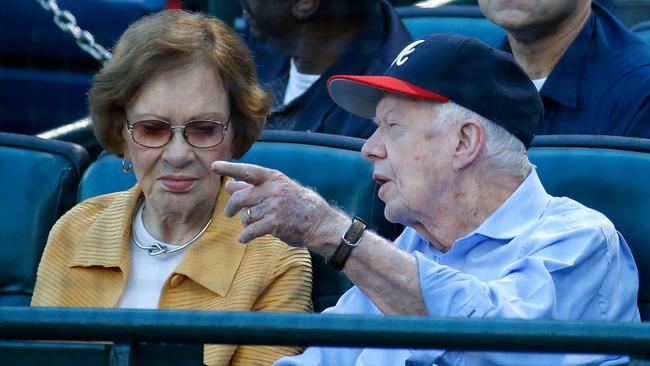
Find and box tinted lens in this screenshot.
[131,120,171,147]
[185,120,225,148]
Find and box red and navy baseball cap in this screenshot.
[327,34,543,148]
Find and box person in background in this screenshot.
[31,10,312,366]
[479,0,650,137]
[212,34,640,365]
[240,0,412,138]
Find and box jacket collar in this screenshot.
[69,179,247,297]
[69,185,139,271]
[173,181,247,297]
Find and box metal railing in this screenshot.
[1,307,650,365]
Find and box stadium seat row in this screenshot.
[1,131,649,318]
[1,130,650,365]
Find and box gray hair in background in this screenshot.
[429,101,534,179]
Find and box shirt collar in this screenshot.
[469,169,550,240]
[70,178,247,297]
[497,9,595,109]
[540,11,594,108]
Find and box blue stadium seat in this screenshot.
[77,131,402,311]
[0,133,89,306]
[77,151,137,202]
[396,5,506,45]
[529,135,650,320]
[632,20,650,44]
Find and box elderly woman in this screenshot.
[31,10,312,366]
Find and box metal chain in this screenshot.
[35,0,112,64]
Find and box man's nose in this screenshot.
[361,129,386,162]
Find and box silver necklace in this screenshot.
[132,200,212,256]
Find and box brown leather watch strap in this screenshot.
[327,217,367,271]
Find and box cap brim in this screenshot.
[327,75,448,118]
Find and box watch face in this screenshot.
[344,218,367,244]
[328,217,368,271]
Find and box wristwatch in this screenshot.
[327,217,367,271]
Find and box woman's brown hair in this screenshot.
[89,10,270,158]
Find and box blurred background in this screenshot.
[1,0,648,137]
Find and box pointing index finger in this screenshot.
[211,161,272,185]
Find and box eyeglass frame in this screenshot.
[124,118,230,149]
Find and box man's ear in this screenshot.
[451,118,486,171]
[292,0,319,20]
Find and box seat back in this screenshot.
[78,131,401,311]
[529,135,650,320]
[0,133,89,306]
[396,5,506,44]
[77,152,137,202]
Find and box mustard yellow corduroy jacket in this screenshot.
[31,182,313,365]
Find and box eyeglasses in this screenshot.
[125,118,229,149]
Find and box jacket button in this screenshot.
[170,274,185,288]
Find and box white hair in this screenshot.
[428,101,533,179]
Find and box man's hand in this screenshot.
[212,161,349,253]
[213,161,427,315]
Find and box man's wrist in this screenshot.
[309,214,351,258]
[326,217,367,271]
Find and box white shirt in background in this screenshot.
[532,77,548,91]
[283,58,320,105]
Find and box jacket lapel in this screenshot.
[67,185,141,307]
[174,179,247,297]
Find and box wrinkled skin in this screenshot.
[212,161,348,250]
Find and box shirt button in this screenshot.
[170,274,185,288]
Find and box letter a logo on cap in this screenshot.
[391,39,425,67]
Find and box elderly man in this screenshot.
[212,34,640,365]
[479,0,650,137]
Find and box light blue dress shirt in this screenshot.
[274,170,640,366]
